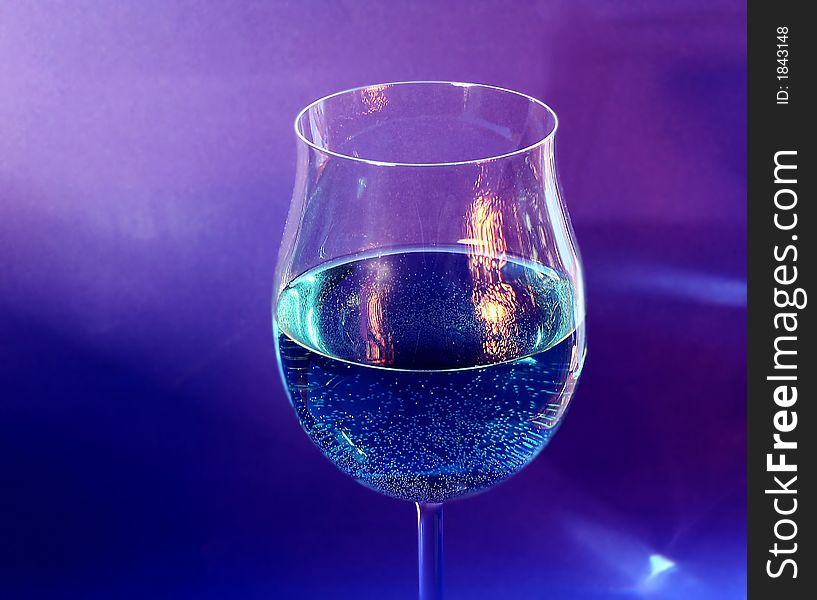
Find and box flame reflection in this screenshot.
[459,173,521,361]
[361,84,389,115]
[361,268,394,365]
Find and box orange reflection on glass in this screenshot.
[459,193,507,277]
[476,281,519,360]
[460,184,521,361]
[361,84,389,115]
[362,284,394,366]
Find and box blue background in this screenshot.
[1,1,746,598]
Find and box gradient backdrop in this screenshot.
[1,1,746,598]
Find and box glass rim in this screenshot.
[293,80,559,167]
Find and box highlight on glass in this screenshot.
[272,81,586,599]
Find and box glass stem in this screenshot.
[416,502,444,600]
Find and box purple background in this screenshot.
[1,1,746,599]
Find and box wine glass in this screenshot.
[273,81,586,599]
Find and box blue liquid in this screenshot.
[275,248,582,502]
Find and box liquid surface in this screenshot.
[275,248,583,502]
